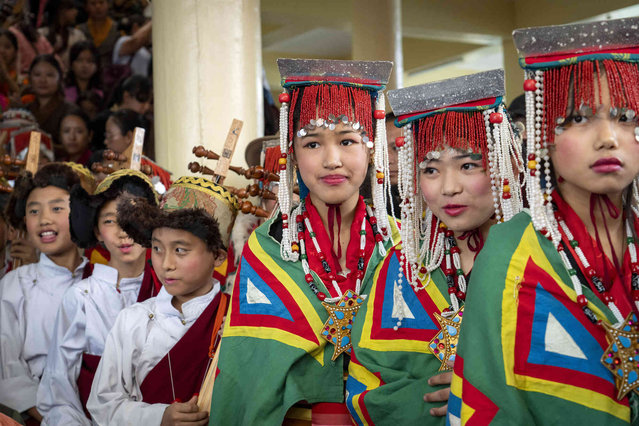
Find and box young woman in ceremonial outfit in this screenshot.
[209,59,398,425]
[345,70,524,424]
[0,163,95,424]
[449,17,639,425]
[36,169,160,425]
[86,176,229,425]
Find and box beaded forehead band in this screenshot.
[388,69,523,299]
[276,58,393,262]
[514,17,639,245]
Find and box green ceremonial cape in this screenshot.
[448,211,635,425]
[209,215,399,425]
[347,244,454,425]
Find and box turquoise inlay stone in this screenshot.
[629,371,638,383]
[613,343,619,352]
[620,336,631,348]
[618,369,625,377]
[447,325,457,336]
[335,311,345,320]
[341,336,350,346]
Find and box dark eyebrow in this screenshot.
[99,211,116,218]
[454,153,483,161]
[171,240,192,246]
[49,198,67,204]
[26,201,41,207]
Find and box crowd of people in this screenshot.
[0,0,155,171]
[0,2,638,426]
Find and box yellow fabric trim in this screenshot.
[94,168,158,203]
[501,223,628,421]
[172,176,239,210]
[223,232,325,365]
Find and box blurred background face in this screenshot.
[71,49,97,81]
[86,0,108,20]
[60,115,90,156]
[104,117,131,153]
[60,6,79,25]
[30,61,60,98]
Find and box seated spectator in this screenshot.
[25,54,76,158]
[64,41,103,104]
[59,109,92,165]
[77,0,119,70]
[90,74,151,151]
[77,90,103,120]
[103,108,170,190]
[8,15,55,75]
[38,0,86,71]
[112,15,152,78]
[0,29,20,102]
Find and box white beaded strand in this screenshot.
[558,218,625,324]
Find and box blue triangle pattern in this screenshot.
[380,253,438,330]
[237,257,294,321]
[527,283,614,385]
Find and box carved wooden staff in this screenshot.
[13,132,41,268]
[91,127,151,176]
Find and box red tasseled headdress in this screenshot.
[287,84,374,145]
[542,60,639,145]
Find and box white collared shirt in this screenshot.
[87,283,219,426]
[37,263,145,426]
[0,253,88,412]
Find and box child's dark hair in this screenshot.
[65,41,101,90]
[117,197,226,253]
[112,75,152,107]
[108,109,145,135]
[6,163,81,229]
[70,173,157,248]
[118,14,147,35]
[60,108,91,133]
[77,90,103,111]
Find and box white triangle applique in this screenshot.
[391,280,415,320]
[544,312,587,359]
[448,413,462,426]
[246,278,271,305]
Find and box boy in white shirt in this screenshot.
[0,163,94,423]
[37,169,160,425]
[88,176,229,426]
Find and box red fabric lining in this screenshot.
[139,292,222,404]
[304,196,374,298]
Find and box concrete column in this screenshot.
[351,0,403,90]
[153,0,263,186]
[502,37,524,104]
